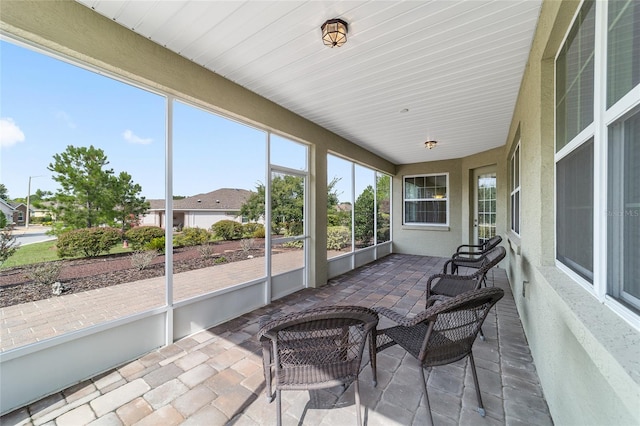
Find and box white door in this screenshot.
[474,167,497,245]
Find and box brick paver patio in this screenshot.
[1,253,553,425]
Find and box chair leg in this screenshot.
[276,389,282,426]
[369,332,377,387]
[262,344,273,402]
[355,378,362,426]
[420,366,434,426]
[468,352,486,417]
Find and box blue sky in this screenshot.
[0,39,367,203]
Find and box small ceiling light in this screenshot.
[321,19,348,47]
[424,140,438,149]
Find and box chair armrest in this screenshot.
[453,251,482,258]
[455,243,483,253]
[443,259,455,274]
[373,307,436,327]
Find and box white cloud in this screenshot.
[55,110,77,129]
[122,129,153,145]
[0,118,26,148]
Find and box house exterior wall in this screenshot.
[392,158,463,258]
[0,202,13,225]
[184,211,241,230]
[140,211,242,230]
[501,1,640,425]
[12,205,26,226]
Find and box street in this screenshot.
[11,226,56,246]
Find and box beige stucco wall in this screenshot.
[502,1,640,425]
[392,146,507,260]
[0,0,395,289]
[393,158,463,257]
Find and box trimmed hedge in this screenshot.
[327,226,351,251]
[57,227,122,258]
[242,222,264,238]
[174,227,210,247]
[211,220,243,240]
[125,226,164,250]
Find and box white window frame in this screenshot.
[510,142,521,235]
[403,173,449,226]
[555,0,640,327]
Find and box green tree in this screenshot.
[354,185,375,246]
[47,145,147,230]
[0,183,8,201]
[240,175,305,235]
[111,171,149,232]
[327,177,351,227]
[239,184,266,224]
[0,226,19,266]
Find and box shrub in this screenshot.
[211,220,243,241]
[130,250,158,270]
[282,240,303,249]
[377,226,390,242]
[57,227,122,258]
[198,243,216,258]
[242,223,264,238]
[0,226,19,266]
[175,227,210,247]
[145,237,165,253]
[125,226,164,250]
[30,262,63,285]
[214,256,227,264]
[240,238,254,252]
[252,226,266,238]
[327,226,351,251]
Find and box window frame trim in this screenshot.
[554,0,640,328]
[510,142,521,236]
[402,172,450,227]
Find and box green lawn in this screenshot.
[1,240,132,269]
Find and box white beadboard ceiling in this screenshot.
[75,0,542,165]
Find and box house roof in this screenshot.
[147,188,253,211]
[0,199,16,212]
[8,201,25,209]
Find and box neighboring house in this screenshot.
[0,199,15,225]
[30,201,55,220]
[140,188,253,230]
[8,202,27,226]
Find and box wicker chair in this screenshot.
[258,306,379,426]
[374,287,504,426]
[431,246,506,300]
[445,235,502,274]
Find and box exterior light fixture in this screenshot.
[424,140,438,149]
[321,19,348,47]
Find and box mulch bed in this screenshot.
[0,240,267,308]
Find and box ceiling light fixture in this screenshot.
[424,140,438,149]
[321,19,348,47]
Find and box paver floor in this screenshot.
[1,254,553,425]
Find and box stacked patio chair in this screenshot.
[258,305,379,426]
[428,245,506,301]
[373,287,505,426]
[444,235,502,275]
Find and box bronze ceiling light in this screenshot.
[424,140,438,149]
[321,19,348,47]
